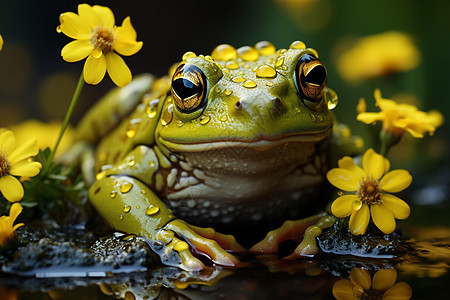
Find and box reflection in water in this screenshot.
[332,268,412,300]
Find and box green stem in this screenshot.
[42,72,85,174]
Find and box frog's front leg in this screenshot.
[89,145,244,271]
[250,213,336,258]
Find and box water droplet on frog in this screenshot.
[199,115,210,125]
[275,56,285,68]
[126,119,141,138]
[128,160,135,166]
[110,191,117,198]
[282,66,288,70]
[211,44,237,60]
[289,40,306,49]
[326,88,338,110]
[161,104,173,125]
[265,81,274,87]
[226,61,239,69]
[295,107,301,113]
[123,205,131,213]
[220,115,228,122]
[56,26,62,33]
[232,76,246,83]
[256,65,276,78]
[149,161,156,168]
[243,80,257,88]
[222,68,230,74]
[146,99,159,118]
[96,171,106,180]
[120,182,133,193]
[136,205,140,209]
[145,205,160,216]
[176,120,185,127]
[182,51,196,60]
[141,189,147,194]
[119,214,124,220]
[237,46,259,61]
[224,90,232,96]
[204,55,215,63]
[255,41,276,55]
[279,49,287,55]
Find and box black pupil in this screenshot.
[305,65,326,86]
[173,78,201,99]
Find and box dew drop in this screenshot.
[145,205,160,216]
[123,205,131,213]
[176,120,185,127]
[182,51,196,60]
[204,55,215,63]
[232,76,246,83]
[161,104,173,125]
[237,46,259,61]
[352,200,362,211]
[211,44,237,60]
[256,65,276,78]
[265,81,274,87]
[289,40,306,49]
[56,26,62,33]
[149,161,156,168]
[199,115,211,125]
[225,61,239,69]
[126,119,141,138]
[146,99,159,118]
[128,160,135,167]
[255,41,276,55]
[326,88,338,110]
[110,191,117,198]
[243,80,257,88]
[224,90,232,96]
[218,108,224,113]
[279,49,287,55]
[275,57,285,68]
[141,190,147,195]
[222,68,230,74]
[220,115,228,122]
[282,66,288,71]
[96,171,106,180]
[119,214,124,220]
[120,182,133,193]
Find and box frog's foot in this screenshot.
[158,219,245,271]
[250,213,336,258]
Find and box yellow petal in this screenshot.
[83,54,107,85]
[356,112,383,124]
[113,40,143,56]
[331,195,359,218]
[0,175,24,202]
[0,130,16,155]
[372,269,397,291]
[105,52,131,87]
[371,203,396,234]
[349,204,370,235]
[116,17,137,42]
[92,5,115,28]
[61,40,94,62]
[381,194,410,220]
[8,203,23,223]
[326,168,360,191]
[7,138,39,165]
[383,282,412,300]
[59,12,91,40]
[9,161,41,177]
[362,149,385,180]
[380,170,412,193]
[78,3,100,29]
[332,279,358,300]
[350,268,371,291]
[338,156,365,180]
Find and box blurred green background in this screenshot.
[0,0,448,174]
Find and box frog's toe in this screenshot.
[165,219,242,268]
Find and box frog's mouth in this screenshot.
[159,127,331,152]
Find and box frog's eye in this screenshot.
[171,64,207,113]
[294,54,327,102]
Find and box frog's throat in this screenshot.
[158,127,331,152]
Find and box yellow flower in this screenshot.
[0,34,3,51]
[58,3,143,87]
[327,149,411,235]
[357,89,444,138]
[0,130,41,202]
[333,268,412,300]
[337,31,420,82]
[10,120,74,155]
[0,203,24,247]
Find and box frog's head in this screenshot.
[156,41,337,176]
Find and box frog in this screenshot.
[70,40,358,271]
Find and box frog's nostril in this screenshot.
[235,100,242,110]
[271,97,284,113]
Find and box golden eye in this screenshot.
[171,64,207,113]
[294,54,327,102]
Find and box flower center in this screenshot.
[90,26,115,52]
[0,153,10,177]
[358,176,381,205]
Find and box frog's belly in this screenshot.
[163,142,328,228]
